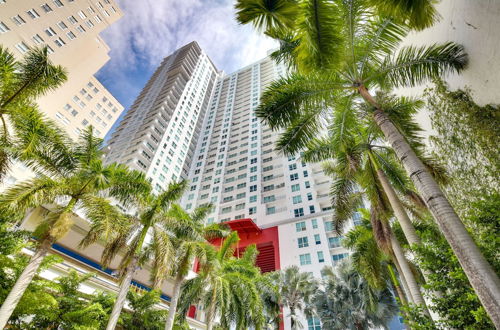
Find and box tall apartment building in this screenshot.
[105,43,355,328]
[0,0,124,139]
[180,55,354,329]
[105,42,218,193]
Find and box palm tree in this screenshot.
[268,266,317,330]
[0,127,149,328]
[0,46,68,181]
[343,211,411,321]
[162,204,229,330]
[80,180,187,330]
[179,232,268,330]
[235,0,438,31]
[315,259,398,329]
[235,0,500,323]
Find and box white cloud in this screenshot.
[101,0,277,74]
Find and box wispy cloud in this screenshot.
[97,0,277,110]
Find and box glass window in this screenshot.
[328,237,342,248]
[309,205,316,214]
[266,206,276,215]
[299,253,311,265]
[295,221,306,232]
[294,208,304,218]
[332,253,349,265]
[291,184,300,192]
[311,219,318,229]
[249,195,257,203]
[314,234,321,245]
[317,251,324,263]
[298,237,309,248]
[292,195,302,204]
[307,317,321,330]
[290,173,299,181]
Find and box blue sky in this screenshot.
[96,0,277,121]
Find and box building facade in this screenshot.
[0,0,124,139]
[102,43,356,328]
[105,42,218,194]
[179,55,354,329]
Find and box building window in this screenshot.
[317,251,324,263]
[307,317,321,330]
[303,170,309,177]
[266,206,275,215]
[307,192,313,201]
[11,15,26,26]
[294,208,304,218]
[249,185,257,192]
[0,22,10,33]
[68,15,78,24]
[249,206,256,215]
[298,237,309,248]
[295,221,306,232]
[324,221,333,232]
[249,195,257,203]
[311,218,318,229]
[289,163,297,170]
[53,0,64,7]
[32,34,44,44]
[66,31,76,39]
[299,253,311,266]
[15,42,29,54]
[41,3,53,13]
[305,181,311,188]
[45,27,57,36]
[290,173,299,181]
[314,234,321,245]
[57,21,68,29]
[292,195,302,204]
[328,237,342,248]
[291,184,300,192]
[26,9,40,19]
[309,205,316,214]
[332,253,349,265]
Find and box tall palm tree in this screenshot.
[0,46,68,181]
[235,1,500,323]
[315,260,398,329]
[81,180,187,330]
[179,232,268,330]
[0,127,149,328]
[268,265,317,329]
[163,204,229,330]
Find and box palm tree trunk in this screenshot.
[290,307,296,330]
[164,274,184,330]
[106,257,137,330]
[387,263,407,305]
[393,258,414,304]
[0,238,52,328]
[377,169,444,300]
[390,233,429,315]
[359,86,500,326]
[206,301,217,330]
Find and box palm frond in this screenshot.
[367,0,440,30]
[294,0,343,73]
[234,0,298,31]
[371,42,467,88]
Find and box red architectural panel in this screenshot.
[210,218,280,272]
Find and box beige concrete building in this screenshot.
[0,0,124,139]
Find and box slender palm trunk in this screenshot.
[206,300,217,330]
[359,86,500,325]
[390,232,429,316]
[0,238,52,328]
[164,274,184,330]
[290,307,296,330]
[387,263,407,305]
[377,169,443,300]
[106,257,137,330]
[393,257,414,305]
